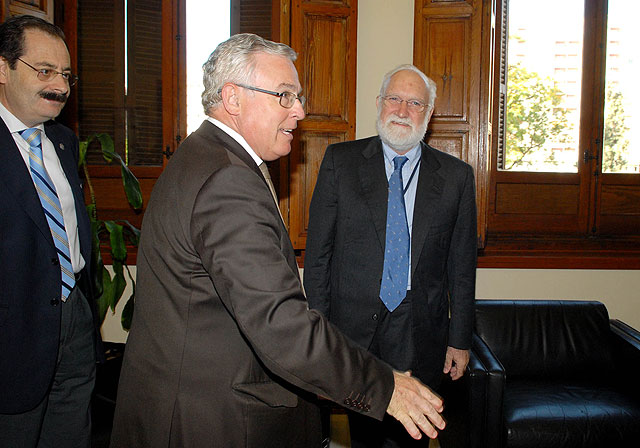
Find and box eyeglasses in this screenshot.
[235,84,305,109]
[380,95,428,113]
[17,58,79,87]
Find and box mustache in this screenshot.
[385,115,413,127]
[40,91,68,103]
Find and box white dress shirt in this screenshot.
[0,102,85,273]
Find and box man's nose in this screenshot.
[396,101,410,117]
[50,73,70,93]
[292,98,306,120]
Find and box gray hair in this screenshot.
[379,64,437,109]
[201,33,297,114]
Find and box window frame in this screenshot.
[482,0,640,269]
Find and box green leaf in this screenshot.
[96,133,116,163]
[121,295,134,331]
[120,164,143,209]
[98,266,114,323]
[109,259,127,312]
[78,140,88,167]
[122,220,141,246]
[104,221,127,261]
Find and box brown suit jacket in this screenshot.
[110,121,394,447]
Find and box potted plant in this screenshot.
[78,134,142,331]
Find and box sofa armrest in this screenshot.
[610,319,640,398]
[466,341,487,448]
[472,333,506,448]
[611,319,640,344]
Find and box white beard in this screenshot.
[376,113,428,152]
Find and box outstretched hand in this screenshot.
[386,370,445,440]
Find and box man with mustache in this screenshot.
[0,15,100,448]
[305,64,478,447]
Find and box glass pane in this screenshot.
[186,0,230,134]
[503,0,584,172]
[602,0,640,174]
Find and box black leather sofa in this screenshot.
[469,299,640,448]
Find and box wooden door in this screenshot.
[414,0,494,247]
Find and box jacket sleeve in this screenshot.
[191,162,394,420]
[303,145,338,317]
[446,163,478,350]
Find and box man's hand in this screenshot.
[386,370,445,440]
[442,346,469,380]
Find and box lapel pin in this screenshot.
[59,143,65,150]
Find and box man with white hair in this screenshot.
[305,64,478,447]
[110,38,447,447]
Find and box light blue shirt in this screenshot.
[381,142,422,290]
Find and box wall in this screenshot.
[100,0,639,342]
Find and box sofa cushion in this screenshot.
[504,380,640,448]
[475,300,615,380]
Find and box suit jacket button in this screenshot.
[372,313,378,321]
[51,258,59,265]
[364,405,371,412]
[344,398,352,405]
[50,298,59,306]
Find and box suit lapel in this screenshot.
[410,143,444,277]
[0,119,54,247]
[358,137,388,251]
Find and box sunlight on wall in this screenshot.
[186,0,230,134]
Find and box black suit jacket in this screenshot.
[304,136,477,386]
[110,122,394,447]
[0,118,98,414]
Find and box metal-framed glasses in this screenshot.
[380,95,428,113]
[17,58,79,87]
[236,84,305,109]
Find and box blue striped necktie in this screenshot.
[21,128,75,301]
[379,156,410,312]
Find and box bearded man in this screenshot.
[304,64,478,447]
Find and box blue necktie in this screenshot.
[21,128,75,301]
[380,156,409,312]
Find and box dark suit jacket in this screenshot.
[304,136,477,387]
[110,121,394,447]
[0,118,98,414]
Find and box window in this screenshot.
[77,0,164,167]
[489,0,640,253]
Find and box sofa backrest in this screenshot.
[474,300,615,380]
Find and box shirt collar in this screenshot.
[206,116,263,167]
[0,102,45,134]
[381,139,421,166]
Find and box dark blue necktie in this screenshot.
[21,128,75,301]
[380,156,409,312]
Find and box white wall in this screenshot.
[100,0,639,342]
[356,0,415,140]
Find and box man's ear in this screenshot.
[0,57,9,84]
[425,105,434,124]
[220,83,241,115]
